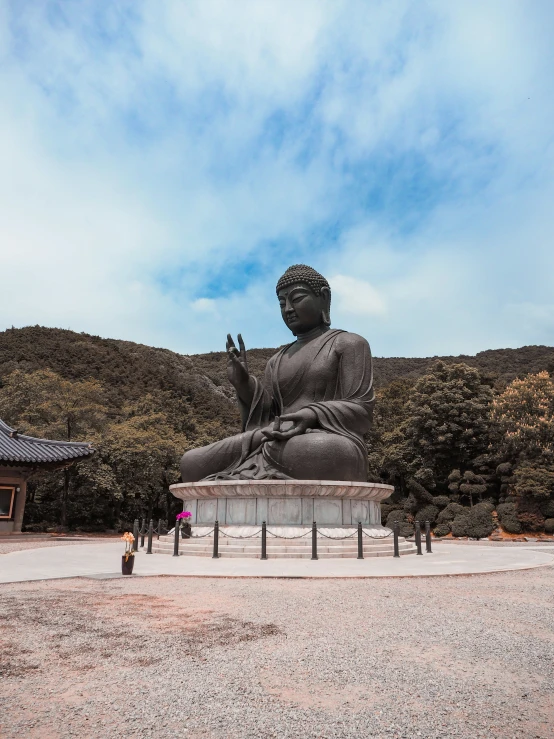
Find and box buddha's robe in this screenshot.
[180,329,375,482]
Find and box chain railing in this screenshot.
[164,515,433,560]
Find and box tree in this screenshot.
[0,369,109,526]
[491,371,554,465]
[401,362,494,488]
[491,372,554,503]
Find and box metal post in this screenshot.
[157,518,162,540]
[132,519,139,551]
[393,521,400,558]
[146,519,153,554]
[140,518,146,548]
[173,518,180,557]
[212,520,220,558]
[425,520,432,553]
[311,521,318,560]
[357,521,363,559]
[261,521,267,560]
[415,520,423,555]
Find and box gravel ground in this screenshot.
[1,568,553,739]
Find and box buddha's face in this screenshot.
[278,282,330,335]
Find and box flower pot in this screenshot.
[181,523,192,539]
[122,555,135,575]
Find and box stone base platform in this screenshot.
[164,479,411,558]
[152,526,416,558]
[169,479,394,527]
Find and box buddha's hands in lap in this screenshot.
[262,408,317,441]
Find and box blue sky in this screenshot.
[1,0,553,357]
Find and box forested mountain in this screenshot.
[1,326,554,536]
[3,325,548,398]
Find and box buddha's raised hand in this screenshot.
[226,333,249,390]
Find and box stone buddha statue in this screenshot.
[180,264,375,482]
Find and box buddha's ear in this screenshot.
[320,286,331,327]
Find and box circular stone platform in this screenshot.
[164,479,410,558]
[169,479,393,527]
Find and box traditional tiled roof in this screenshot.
[0,419,94,467]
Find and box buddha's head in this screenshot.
[276,264,331,335]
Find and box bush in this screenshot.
[451,512,470,537]
[516,497,545,532]
[544,518,554,534]
[474,501,495,514]
[496,502,522,534]
[432,496,450,509]
[451,507,495,539]
[539,498,554,518]
[437,503,465,526]
[385,510,414,538]
[403,494,419,514]
[416,504,439,525]
[380,503,395,523]
[465,507,495,539]
[434,523,451,538]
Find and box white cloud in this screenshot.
[331,275,386,316]
[0,1,553,357]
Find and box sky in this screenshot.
[1,0,553,358]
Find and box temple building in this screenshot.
[0,419,94,534]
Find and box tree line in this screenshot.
[0,327,553,536]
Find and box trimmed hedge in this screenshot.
[385,509,414,538]
[451,505,495,539]
[496,502,522,534]
[416,504,439,526]
[545,518,554,534]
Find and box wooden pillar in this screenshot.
[12,477,27,533]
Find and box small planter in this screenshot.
[122,555,135,575]
[181,523,192,539]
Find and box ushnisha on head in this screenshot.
[276,264,331,336]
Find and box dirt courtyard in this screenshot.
[1,567,553,739]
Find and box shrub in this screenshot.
[437,503,465,526]
[403,494,419,514]
[385,510,414,538]
[516,497,545,532]
[380,503,395,523]
[432,496,450,509]
[434,523,451,538]
[416,505,439,526]
[496,502,522,534]
[474,501,495,514]
[465,507,495,539]
[544,518,554,534]
[539,498,554,518]
[451,512,470,537]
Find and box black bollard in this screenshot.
[213,520,220,558]
[415,520,423,555]
[146,519,153,554]
[357,521,364,559]
[157,518,162,540]
[425,520,432,553]
[311,521,318,560]
[393,521,400,558]
[140,518,146,548]
[261,521,267,560]
[132,519,139,551]
[173,518,180,557]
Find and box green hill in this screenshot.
[1,326,553,410]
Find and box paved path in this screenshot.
[1,540,553,582]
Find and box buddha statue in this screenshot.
[180,264,375,482]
